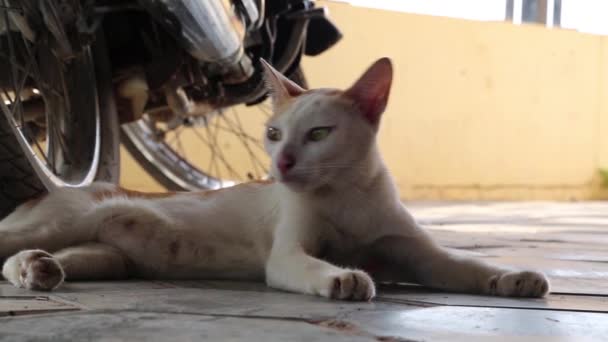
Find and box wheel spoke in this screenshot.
[212,122,266,152]
[0,2,103,187]
[28,125,56,174]
[1,87,15,114]
[224,109,268,176]
[19,29,62,107]
[208,116,238,180]
[48,112,75,167]
[0,4,22,13]
[232,108,267,172]
[226,108,266,178]
[168,126,186,158]
[202,116,241,181]
[3,5,25,125]
[124,84,280,187]
[10,51,35,126]
[207,124,224,181]
[201,123,222,180]
[3,7,63,174]
[178,118,219,179]
[0,50,64,99]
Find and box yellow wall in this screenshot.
[121,1,608,200]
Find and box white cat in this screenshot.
[1,58,549,300]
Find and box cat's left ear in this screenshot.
[345,57,393,125]
[260,59,306,107]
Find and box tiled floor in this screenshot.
[2,202,608,341]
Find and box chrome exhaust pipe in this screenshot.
[140,0,246,65]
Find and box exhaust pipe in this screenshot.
[140,0,246,66]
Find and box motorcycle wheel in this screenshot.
[121,67,307,191]
[0,6,119,217]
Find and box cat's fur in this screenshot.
[0,58,549,300]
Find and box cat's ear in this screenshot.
[345,58,393,125]
[260,58,306,107]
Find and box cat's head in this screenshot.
[261,58,393,191]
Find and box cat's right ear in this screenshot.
[260,58,306,107]
[345,57,393,126]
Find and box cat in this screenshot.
[0,58,549,300]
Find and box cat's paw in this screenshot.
[328,270,375,301]
[1,250,65,291]
[488,271,550,298]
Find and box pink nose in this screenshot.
[278,154,296,174]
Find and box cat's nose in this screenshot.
[278,153,296,174]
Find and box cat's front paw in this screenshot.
[327,270,375,301]
[1,250,65,291]
[488,271,550,298]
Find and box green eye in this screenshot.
[266,127,282,142]
[307,127,334,142]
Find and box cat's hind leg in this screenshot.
[2,243,130,291]
[2,249,64,290]
[0,187,98,260]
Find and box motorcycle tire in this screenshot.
[0,24,119,217]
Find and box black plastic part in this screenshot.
[305,16,342,56]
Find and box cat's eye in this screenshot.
[307,127,334,142]
[266,127,282,142]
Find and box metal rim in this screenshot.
[122,102,273,191]
[0,4,102,190]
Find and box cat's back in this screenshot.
[25,180,280,240]
[158,179,280,224]
[88,180,279,224]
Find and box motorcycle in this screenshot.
[0,0,341,216]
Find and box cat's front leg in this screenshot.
[487,270,549,297]
[371,232,550,298]
[265,246,375,301]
